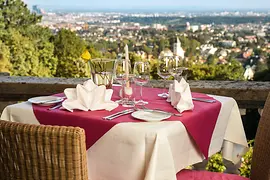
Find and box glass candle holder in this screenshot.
[121,76,135,108]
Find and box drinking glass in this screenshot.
[113,58,132,103]
[169,57,188,81]
[133,61,150,105]
[122,76,135,107]
[114,58,132,85]
[157,56,173,98]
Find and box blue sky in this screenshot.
[25,0,270,10]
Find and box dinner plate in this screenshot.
[131,110,171,122]
[28,96,64,106]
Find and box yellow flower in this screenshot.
[81,50,91,62]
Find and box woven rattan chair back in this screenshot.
[250,93,270,180]
[0,121,88,180]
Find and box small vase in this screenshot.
[89,58,115,89]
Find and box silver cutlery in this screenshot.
[192,98,216,103]
[140,106,182,117]
[103,109,134,120]
[103,109,128,119]
[40,97,64,104]
[48,103,62,110]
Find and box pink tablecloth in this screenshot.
[33,86,221,158]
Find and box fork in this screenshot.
[140,106,182,117]
[48,103,62,110]
[103,109,134,120]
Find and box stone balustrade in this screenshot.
[1,76,269,110]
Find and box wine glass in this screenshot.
[133,61,150,105]
[169,57,187,81]
[114,58,132,85]
[157,56,173,98]
[113,58,132,103]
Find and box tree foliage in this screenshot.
[23,26,58,76]
[54,29,88,77]
[186,60,244,80]
[0,40,11,72]
[0,0,41,30]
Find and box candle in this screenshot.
[124,44,130,88]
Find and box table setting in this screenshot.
[0,45,248,180]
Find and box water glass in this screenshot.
[157,57,173,98]
[133,61,150,105]
[113,58,132,104]
[169,57,188,81]
[113,58,132,85]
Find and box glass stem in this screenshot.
[140,85,143,101]
[163,80,166,95]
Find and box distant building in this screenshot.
[186,22,191,31]
[244,36,257,43]
[32,5,46,15]
[159,49,174,58]
[220,40,236,48]
[159,37,185,65]
[257,31,266,37]
[244,65,255,80]
[190,25,199,32]
[200,44,218,56]
[173,37,185,59]
[152,24,167,30]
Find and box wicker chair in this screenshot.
[177,93,270,180]
[0,121,88,180]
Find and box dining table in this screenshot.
[0,85,248,180]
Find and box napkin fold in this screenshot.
[167,78,194,113]
[62,80,118,112]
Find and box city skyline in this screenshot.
[25,0,270,11]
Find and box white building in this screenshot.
[159,37,185,60]
[173,37,185,59]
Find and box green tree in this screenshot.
[22,26,58,76]
[4,29,40,76]
[54,29,88,77]
[88,47,102,59]
[188,61,244,80]
[207,55,218,65]
[0,0,41,30]
[254,55,270,81]
[142,44,152,56]
[0,40,11,73]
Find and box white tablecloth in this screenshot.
[1,95,248,180]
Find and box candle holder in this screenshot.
[121,75,135,107]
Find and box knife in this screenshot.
[103,109,134,120]
[192,98,216,103]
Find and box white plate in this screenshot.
[131,110,171,122]
[28,96,64,106]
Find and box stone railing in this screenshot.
[1,76,269,110]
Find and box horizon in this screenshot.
[29,6,270,14]
[25,0,270,12]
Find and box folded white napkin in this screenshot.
[167,79,194,113]
[62,80,118,112]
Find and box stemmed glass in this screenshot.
[157,56,173,98]
[133,61,150,105]
[169,57,187,81]
[113,58,132,103]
